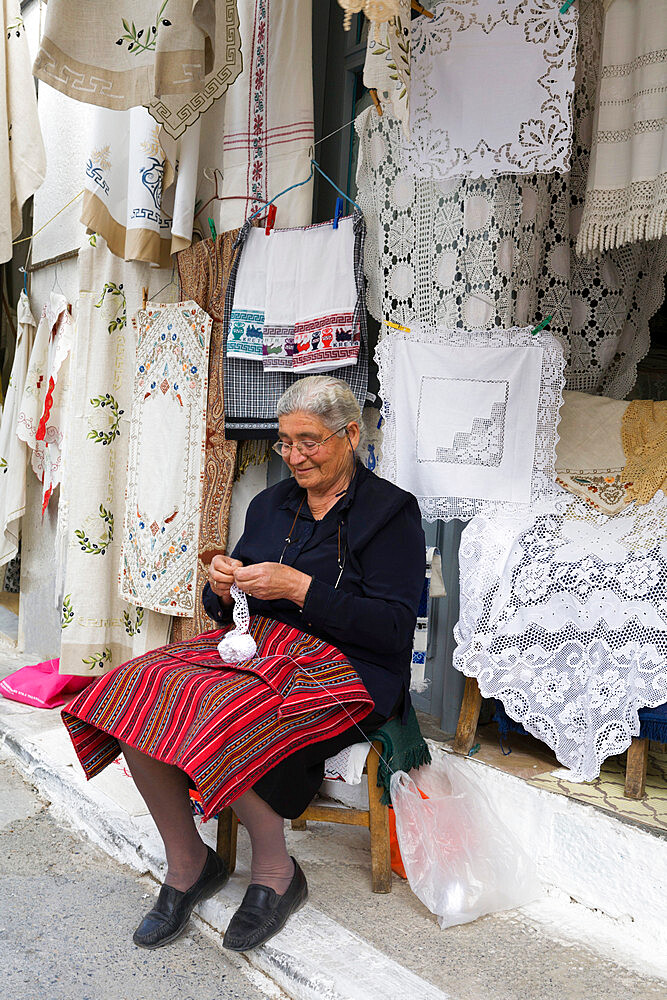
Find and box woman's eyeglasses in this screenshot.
[272,425,349,458]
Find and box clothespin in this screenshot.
[531,314,552,335]
[333,197,344,230]
[369,89,383,117]
[411,0,434,17]
[385,319,411,333]
[142,287,148,310]
[265,204,277,236]
[208,217,217,241]
[19,266,27,294]
[67,303,72,315]
[559,0,575,12]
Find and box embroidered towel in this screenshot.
[226,227,269,362]
[576,0,667,253]
[409,0,578,179]
[0,293,35,566]
[120,301,211,615]
[375,324,565,521]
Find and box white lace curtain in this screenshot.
[355,0,667,399]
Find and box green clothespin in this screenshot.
[560,0,575,12]
[208,217,217,241]
[468,743,481,757]
[531,314,552,335]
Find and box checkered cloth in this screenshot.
[223,212,369,439]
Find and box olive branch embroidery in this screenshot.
[61,594,74,629]
[94,282,126,334]
[0,457,7,472]
[82,647,112,671]
[74,505,114,555]
[116,1,171,55]
[87,394,124,446]
[372,18,410,100]
[88,233,98,247]
[123,607,144,637]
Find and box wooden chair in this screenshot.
[215,740,392,893]
[453,676,651,799]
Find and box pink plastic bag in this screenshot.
[0,659,92,709]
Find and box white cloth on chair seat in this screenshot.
[324,742,371,785]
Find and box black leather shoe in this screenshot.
[223,858,308,952]
[133,846,229,949]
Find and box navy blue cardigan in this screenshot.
[202,463,425,721]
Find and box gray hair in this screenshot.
[276,376,366,452]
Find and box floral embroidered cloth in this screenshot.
[81,106,199,266]
[408,0,578,178]
[58,236,170,676]
[363,0,411,136]
[555,391,632,516]
[375,324,564,521]
[0,293,35,567]
[32,0,242,140]
[621,399,667,506]
[17,293,74,514]
[454,491,667,781]
[576,0,667,253]
[216,0,314,232]
[228,216,361,372]
[0,0,46,263]
[120,301,211,616]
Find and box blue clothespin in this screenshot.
[531,314,552,336]
[20,266,27,294]
[559,0,575,12]
[208,217,217,241]
[333,196,344,230]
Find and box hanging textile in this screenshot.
[171,234,238,643]
[0,0,46,263]
[621,400,667,506]
[222,215,369,439]
[356,0,667,399]
[119,301,211,615]
[16,293,74,514]
[363,0,411,136]
[217,0,314,231]
[0,293,35,567]
[375,324,564,521]
[58,236,170,676]
[226,227,270,362]
[81,107,200,266]
[32,0,242,140]
[408,0,578,179]
[577,0,667,254]
[555,390,632,516]
[454,491,667,782]
[337,1,400,31]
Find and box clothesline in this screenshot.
[12,189,84,247]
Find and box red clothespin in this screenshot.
[265,204,277,235]
[333,197,344,230]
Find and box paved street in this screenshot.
[0,760,285,1000]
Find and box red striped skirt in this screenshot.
[62,617,374,819]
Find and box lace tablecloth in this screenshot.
[454,491,667,780]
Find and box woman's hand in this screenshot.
[208,554,243,606]
[234,563,312,608]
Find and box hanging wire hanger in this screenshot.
[246,153,361,226]
[193,167,273,228]
[149,262,180,303]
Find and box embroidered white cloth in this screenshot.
[409,0,578,179]
[375,324,564,521]
[576,0,667,253]
[32,0,242,140]
[323,743,371,785]
[0,293,35,567]
[227,227,270,362]
[82,106,199,266]
[454,491,667,781]
[59,235,170,676]
[0,0,46,264]
[356,0,667,400]
[16,293,74,514]
[216,0,314,231]
[120,300,211,615]
[363,0,411,136]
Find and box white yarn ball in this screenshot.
[217,631,258,662]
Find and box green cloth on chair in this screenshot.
[369,706,431,805]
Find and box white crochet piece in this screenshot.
[217,584,258,662]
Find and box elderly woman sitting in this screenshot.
[62,376,425,954]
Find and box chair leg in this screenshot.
[452,676,483,755]
[216,806,238,874]
[624,737,649,799]
[366,740,392,893]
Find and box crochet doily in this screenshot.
[217,584,258,661]
[454,491,667,781]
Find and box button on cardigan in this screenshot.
[202,462,426,721]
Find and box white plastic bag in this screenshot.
[391,752,540,928]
